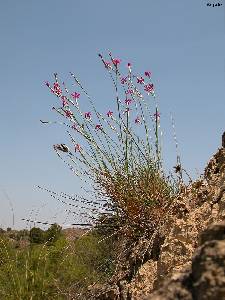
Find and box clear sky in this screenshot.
[0,0,224,229]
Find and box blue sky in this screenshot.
[0,0,224,229]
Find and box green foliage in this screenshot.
[29,227,45,244]
[29,224,62,245]
[16,229,29,241]
[45,223,62,245]
[0,230,115,299]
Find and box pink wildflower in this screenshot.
[71,124,80,132]
[121,77,127,84]
[112,58,121,66]
[62,99,68,107]
[104,61,111,69]
[154,111,160,120]
[65,110,73,118]
[95,124,102,130]
[107,110,113,117]
[137,77,145,84]
[135,116,141,124]
[75,144,81,152]
[71,92,80,100]
[144,71,151,77]
[53,82,62,96]
[125,99,132,105]
[61,96,68,107]
[53,82,60,89]
[84,112,91,119]
[144,83,154,94]
[126,89,134,95]
[55,90,62,96]
[127,62,132,72]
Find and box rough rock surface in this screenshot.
[129,148,225,299]
[88,148,225,300]
[145,222,225,299]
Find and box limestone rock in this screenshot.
[145,222,225,300]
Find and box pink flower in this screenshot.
[127,62,132,72]
[75,144,81,152]
[71,124,80,132]
[112,58,121,66]
[95,124,102,130]
[61,96,68,107]
[144,83,154,94]
[121,77,127,84]
[107,110,113,117]
[104,61,111,69]
[65,110,73,118]
[135,116,141,124]
[125,99,132,105]
[55,90,62,96]
[71,92,80,100]
[137,77,144,84]
[144,71,151,77]
[53,82,62,96]
[53,82,60,89]
[54,89,62,96]
[154,111,160,120]
[126,89,134,95]
[62,99,68,107]
[84,112,91,119]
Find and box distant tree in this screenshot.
[29,227,45,244]
[6,227,11,232]
[9,231,17,240]
[0,228,5,234]
[16,229,29,241]
[45,223,62,245]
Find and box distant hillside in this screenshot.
[62,227,87,240]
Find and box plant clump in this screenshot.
[43,52,180,240]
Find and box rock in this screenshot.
[192,239,225,300]
[87,148,225,300]
[130,148,225,298]
[144,222,225,300]
[199,223,225,244]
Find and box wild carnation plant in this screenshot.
[42,52,179,238]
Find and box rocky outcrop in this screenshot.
[128,148,225,299]
[145,222,225,300]
[87,147,225,299]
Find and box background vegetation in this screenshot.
[0,225,116,299]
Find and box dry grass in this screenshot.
[95,162,177,238]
